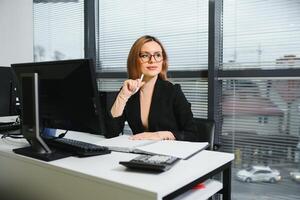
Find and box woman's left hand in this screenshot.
[130,131,175,140]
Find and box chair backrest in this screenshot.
[99,91,119,111]
[99,91,120,134]
[193,118,215,150]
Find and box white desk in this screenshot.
[0,132,234,200]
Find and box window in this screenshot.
[97,0,208,71]
[222,0,300,70]
[221,0,300,199]
[33,0,84,61]
[258,116,269,124]
[96,0,209,119]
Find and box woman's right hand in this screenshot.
[120,78,145,99]
[111,75,145,118]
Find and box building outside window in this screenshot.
[221,0,300,199]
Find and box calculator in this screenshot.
[119,154,180,172]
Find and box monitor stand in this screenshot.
[13,146,73,162]
[14,72,72,162]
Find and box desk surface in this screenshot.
[0,132,234,200]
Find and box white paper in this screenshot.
[95,135,155,153]
[135,140,209,159]
[96,135,208,159]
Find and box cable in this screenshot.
[57,130,69,138]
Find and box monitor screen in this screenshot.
[11,59,105,160]
[0,67,17,117]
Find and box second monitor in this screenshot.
[0,66,17,117]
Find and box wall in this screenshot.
[0,0,33,66]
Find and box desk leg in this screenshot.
[222,162,232,200]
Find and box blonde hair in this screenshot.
[127,35,168,80]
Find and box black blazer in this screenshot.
[105,78,198,141]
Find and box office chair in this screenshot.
[193,118,215,150]
[99,91,124,136]
[99,91,119,114]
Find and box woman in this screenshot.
[106,35,197,141]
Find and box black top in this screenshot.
[105,78,198,141]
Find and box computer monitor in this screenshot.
[11,59,105,161]
[0,67,17,117]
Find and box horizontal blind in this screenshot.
[97,78,208,119]
[171,78,208,119]
[221,79,300,155]
[221,0,300,199]
[97,0,208,71]
[219,79,300,199]
[33,0,84,61]
[222,0,300,70]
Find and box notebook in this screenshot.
[96,135,209,159]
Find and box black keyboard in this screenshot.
[0,123,20,133]
[46,138,111,157]
[119,154,180,172]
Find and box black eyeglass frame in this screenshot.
[139,52,164,63]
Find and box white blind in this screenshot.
[97,78,208,119]
[222,0,300,70]
[220,79,300,199]
[221,0,300,199]
[171,78,208,119]
[97,0,208,71]
[33,0,84,61]
[96,0,210,119]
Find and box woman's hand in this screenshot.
[111,75,144,118]
[120,77,145,99]
[130,131,175,140]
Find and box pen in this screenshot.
[134,74,144,93]
[140,74,144,81]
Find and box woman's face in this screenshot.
[139,41,163,80]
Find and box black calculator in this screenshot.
[119,154,180,172]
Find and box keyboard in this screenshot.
[0,122,20,133]
[119,154,180,172]
[46,138,111,157]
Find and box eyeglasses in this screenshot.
[139,52,163,63]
